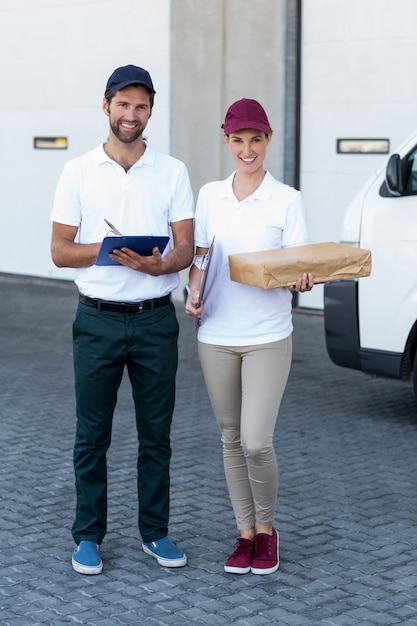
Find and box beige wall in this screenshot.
[172,0,288,197]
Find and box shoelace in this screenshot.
[232,538,253,557]
[253,533,273,557]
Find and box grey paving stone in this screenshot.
[1,275,417,626]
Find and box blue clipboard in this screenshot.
[95,235,170,266]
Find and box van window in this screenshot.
[404,147,417,195]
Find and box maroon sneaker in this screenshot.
[224,538,254,574]
[251,528,279,575]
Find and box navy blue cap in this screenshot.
[105,64,156,94]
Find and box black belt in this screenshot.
[79,294,171,313]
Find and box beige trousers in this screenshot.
[198,336,292,530]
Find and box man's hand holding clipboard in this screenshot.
[185,237,215,328]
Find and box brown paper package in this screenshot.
[228,242,372,289]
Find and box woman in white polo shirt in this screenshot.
[185,98,313,575]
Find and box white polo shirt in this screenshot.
[194,171,309,346]
[51,144,194,301]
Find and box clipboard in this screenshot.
[95,235,170,266]
[195,236,215,306]
[191,237,214,329]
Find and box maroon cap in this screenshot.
[222,98,272,135]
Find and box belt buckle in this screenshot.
[137,301,145,313]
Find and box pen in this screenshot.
[104,218,122,235]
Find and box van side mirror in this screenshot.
[385,153,404,196]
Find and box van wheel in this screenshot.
[413,360,417,402]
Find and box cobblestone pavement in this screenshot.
[1,274,417,625]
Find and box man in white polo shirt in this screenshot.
[50,64,194,575]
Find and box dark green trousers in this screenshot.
[71,301,179,545]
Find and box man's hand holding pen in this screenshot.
[103,218,166,275]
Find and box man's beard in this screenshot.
[110,119,143,143]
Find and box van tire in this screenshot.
[412,360,417,402]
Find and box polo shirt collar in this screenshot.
[93,142,156,167]
[219,170,274,201]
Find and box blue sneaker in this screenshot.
[72,541,103,575]
[142,536,187,567]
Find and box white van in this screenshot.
[324,130,417,399]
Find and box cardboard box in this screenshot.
[228,242,372,289]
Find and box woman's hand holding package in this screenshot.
[291,272,314,292]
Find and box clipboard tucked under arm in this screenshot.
[193,237,215,306]
[186,237,215,330]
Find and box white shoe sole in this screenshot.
[224,565,251,574]
[251,561,279,575]
[142,544,187,567]
[72,557,103,575]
